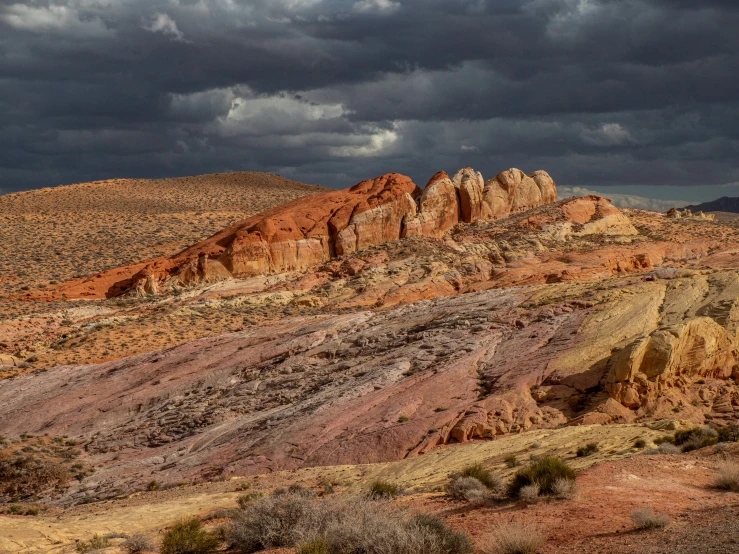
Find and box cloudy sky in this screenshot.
[1,0,738,205]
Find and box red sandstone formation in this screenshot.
[43,168,557,299]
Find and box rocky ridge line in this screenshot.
[44,167,557,299]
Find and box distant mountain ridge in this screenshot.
[685,196,739,213]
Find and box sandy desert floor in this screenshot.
[2,424,738,553]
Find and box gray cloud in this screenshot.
[0,0,738,197]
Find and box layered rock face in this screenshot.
[7,270,739,501]
[605,318,738,409]
[45,167,557,298]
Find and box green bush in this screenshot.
[460,463,500,490]
[160,518,219,554]
[576,443,599,457]
[367,480,402,499]
[633,438,646,449]
[508,456,575,498]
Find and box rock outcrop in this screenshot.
[135,167,557,293]
[452,167,486,222]
[605,317,739,409]
[482,168,557,219]
[45,167,558,298]
[666,207,716,221]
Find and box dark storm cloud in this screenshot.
[1,0,738,196]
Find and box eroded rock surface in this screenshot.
[6,268,739,503]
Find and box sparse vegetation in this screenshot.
[298,537,331,554]
[76,534,110,553]
[0,435,88,499]
[673,426,718,452]
[459,463,501,491]
[518,484,540,503]
[657,443,681,455]
[631,508,669,530]
[717,424,739,443]
[447,476,491,502]
[508,456,576,499]
[367,480,402,499]
[160,518,219,554]
[227,491,473,554]
[480,522,545,554]
[237,492,263,508]
[552,477,578,500]
[713,462,739,492]
[123,533,155,553]
[576,442,599,457]
[504,455,519,468]
[633,438,646,448]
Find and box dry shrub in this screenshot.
[658,443,681,455]
[297,536,330,554]
[76,535,110,553]
[713,462,739,492]
[123,533,155,553]
[518,484,540,503]
[367,480,402,499]
[674,426,719,452]
[227,492,319,552]
[227,492,472,554]
[576,442,599,457]
[447,476,491,502]
[551,478,578,500]
[160,518,219,554]
[480,522,544,554]
[631,508,669,530]
[717,424,739,443]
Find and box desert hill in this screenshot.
[686,196,739,214]
[0,172,325,297]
